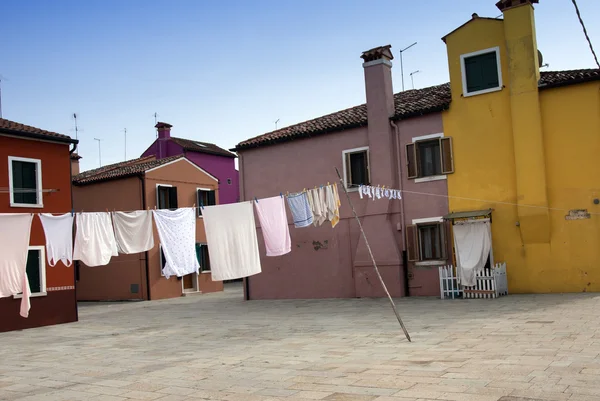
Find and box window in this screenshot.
[157,185,178,209]
[227,178,232,185]
[14,246,46,298]
[342,147,370,189]
[407,221,447,263]
[159,245,166,276]
[196,243,211,272]
[406,136,454,180]
[8,157,43,207]
[197,188,216,217]
[460,47,502,97]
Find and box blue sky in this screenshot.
[1,0,599,171]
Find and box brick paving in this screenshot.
[1,284,600,401]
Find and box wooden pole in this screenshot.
[335,167,411,342]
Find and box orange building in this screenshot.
[0,118,79,333]
[72,155,223,300]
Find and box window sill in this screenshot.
[415,260,447,267]
[14,291,47,299]
[200,270,211,274]
[345,186,359,193]
[414,175,447,183]
[10,203,44,208]
[463,86,502,98]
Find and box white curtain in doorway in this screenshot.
[453,221,492,287]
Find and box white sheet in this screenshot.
[112,210,154,254]
[73,212,119,267]
[0,213,33,318]
[152,208,198,278]
[39,213,74,267]
[453,221,492,287]
[202,201,261,281]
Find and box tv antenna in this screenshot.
[94,138,103,167]
[0,74,8,119]
[123,128,127,160]
[410,70,421,89]
[71,113,84,140]
[275,119,280,130]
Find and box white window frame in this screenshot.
[155,183,172,209]
[8,156,44,208]
[411,217,446,266]
[342,146,370,191]
[14,246,47,298]
[410,133,448,183]
[460,46,503,97]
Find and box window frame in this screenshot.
[196,243,211,273]
[407,217,448,265]
[8,156,44,208]
[407,133,454,182]
[13,245,47,298]
[156,183,177,210]
[342,146,370,191]
[196,187,216,217]
[460,46,503,97]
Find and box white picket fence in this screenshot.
[439,263,508,300]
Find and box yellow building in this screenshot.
[442,0,600,293]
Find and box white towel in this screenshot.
[152,208,198,278]
[73,213,119,267]
[0,213,33,318]
[202,202,261,281]
[454,221,492,287]
[112,210,154,254]
[39,213,74,267]
[254,196,291,257]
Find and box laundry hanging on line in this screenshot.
[73,212,119,267]
[302,183,341,228]
[358,184,402,200]
[254,195,291,257]
[39,213,74,267]
[112,210,154,254]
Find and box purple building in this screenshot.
[141,122,239,204]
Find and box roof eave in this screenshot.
[73,171,143,186]
[391,102,451,121]
[0,128,78,145]
[538,74,600,91]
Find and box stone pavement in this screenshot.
[1,284,600,401]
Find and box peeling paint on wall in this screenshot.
[565,209,591,220]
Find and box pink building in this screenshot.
[142,122,239,205]
[234,46,455,299]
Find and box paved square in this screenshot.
[2,285,600,401]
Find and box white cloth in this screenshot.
[152,208,198,278]
[112,210,154,254]
[73,213,119,267]
[39,213,74,267]
[317,187,327,225]
[310,188,323,227]
[453,221,492,287]
[0,213,33,318]
[202,201,261,281]
[325,185,336,221]
[254,196,291,257]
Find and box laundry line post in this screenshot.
[334,167,411,342]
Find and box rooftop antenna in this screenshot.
[399,42,417,92]
[123,128,127,160]
[274,119,280,130]
[153,112,159,138]
[410,70,421,89]
[0,74,8,119]
[72,113,81,140]
[94,138,102,167]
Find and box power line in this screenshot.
[571,0,600,69]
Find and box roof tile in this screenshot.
[73,155,183,185]
[0,118,75,143]
[170,137,236,158]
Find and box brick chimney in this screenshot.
[155,122,172,159]
[70,153,81,175]
[361,45,395,120]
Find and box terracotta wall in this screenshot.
[0,135,77,332]
[144,159,223,299]
[73,176,148,301]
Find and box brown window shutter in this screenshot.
[406,143,418,179]
[365,149,371,185]
[345,153,352,186]
[439,222,448,260]
[440,137,454,174]
[406,224,419,261]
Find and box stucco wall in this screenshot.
[0,135,77,332]
[185,151,239,205]
[145,158,223,299]
[73,176,148,301]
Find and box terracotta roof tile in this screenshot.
[0,118,76,144]
[170,137,236,158]
[234,69,600,151]
[73,155,183,185]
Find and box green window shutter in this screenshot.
[12,161,38,204]
[207,190,216,206]
[26,250,41,293]
[195,243,202,266]
[465,51,500,93]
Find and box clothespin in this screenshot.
[303,188,306,192]
[147,206,149,211]
[254,197,259,203]
[192,203,196,209]
[200,201,204,210]
[106,208,109,213]
[327,182,330,186]
[71,209,74,217]
[280,192,283,198]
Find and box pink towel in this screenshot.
[254,196,291,257]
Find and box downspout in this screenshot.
[69,143,79,321]
[239,152,250,301]
[390,120,410,297]
[139,175,151,301]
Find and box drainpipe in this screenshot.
[139,175,151,301]
[69,143,79,321]
[390,120,410,297]
[239,152,250,301]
